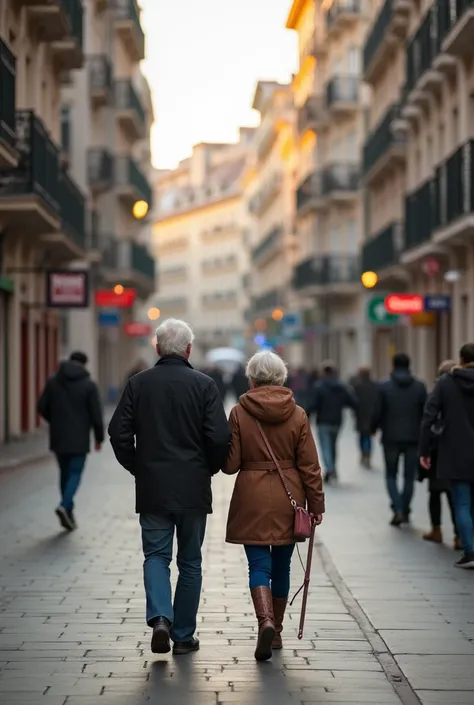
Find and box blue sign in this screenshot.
[424,295,451,312]
[98,310,120,327]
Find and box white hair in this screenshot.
[246,351,288,387]
[155,318,194,356]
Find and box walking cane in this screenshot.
[295,520,316,640]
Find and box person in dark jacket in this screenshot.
[38,351,104,531]
[375,353,427,526]
[418,359,460,549]
[231,364,249,399]
[351,366,379,468]
[288,367,309,410]
[308,361,356,482]
[207,365,226,400]
[108,319,230,655]
[420,343,474,569]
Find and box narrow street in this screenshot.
[0,422,473,705]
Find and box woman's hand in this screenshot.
[312,514,323,526]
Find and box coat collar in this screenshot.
[155,355,193,369]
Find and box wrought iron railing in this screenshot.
[362,222,404,272]
[363,104,405,175]
[115,79,146,131]
[0,39,16,151]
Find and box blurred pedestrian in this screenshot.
[375,353,427,526]
[108,319,230,654]
[420,344,474,569]
[207,365,226,400]
[307,361,357,483]
[288,367,309,409]
[351,366,379,468]
[223,351,324,661]
[418,359,460,549]
[38,351,104,531]
[231,364,249,399]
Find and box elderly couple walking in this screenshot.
[109,319,325,661]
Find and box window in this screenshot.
[346,221,358,253]
[347,46,360,75]
[346,131,357,160]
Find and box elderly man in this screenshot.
[109,319,230,654]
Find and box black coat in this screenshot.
[108,355,231,514]
[375,370,427,445]
[37,361,104,455]
[419,367,474,483]
[231,368,249,399]
[351,377,379,435]
[308,377,357,427]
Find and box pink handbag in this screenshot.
[255,420,313,541]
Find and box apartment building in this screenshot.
[0,0,88,442]
[153,130,254,367]
[244,81,300,363]
[287,0,370,377]
[361,0,474,380]
[62,0,155,401]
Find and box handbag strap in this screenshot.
[254,419,297,509]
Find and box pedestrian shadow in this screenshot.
[12,530,77,559]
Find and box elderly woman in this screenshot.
[223,351,325,661]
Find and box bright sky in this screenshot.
[140,0,298,170]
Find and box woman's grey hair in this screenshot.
[246,351,288,387]
[155,318,194,356]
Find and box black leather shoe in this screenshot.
[172,637,200,655]
[151,617,171,654]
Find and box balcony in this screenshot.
[361,221,404,273]
[87,149,114,193]
[248,173,282,216]
[296,171,323,216]
[0,111,61,234]
[363,103,407,182]
[114,0,145,62]
[300,31,327,63]
[0,39,18,169]
[251,227,283,266]
[293,254,359,293]
[115,80,146,141]
[52,169,86,256]
[433,140,474,242]
[42,0,84,70]
[363,0,411,82]
[252,288,283,314]
[88,55,112,107]
[325,75,359,115]
[321,162,359,201]
[404,180,435,253]
[298,95,327,134]
[102,237,155,298]
[440,0,474,56]
[326,0,361,34]
[116,156,153,209]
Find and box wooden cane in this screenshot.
[297,522,316,639]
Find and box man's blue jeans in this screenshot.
[140,513,207,642]
[451,482,474,554]
[383,443,417,515]
[244,544,295,598]
[317,425,340,474]
[359,434,372,455]
[56,454,87,512]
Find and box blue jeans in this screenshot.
[359,434,372,455]
[140,512,207,642]
[56,454,86,512]
[317,425,340,474]
[244,544,295,598]
[451,482,474,554]
[383,443,417,515]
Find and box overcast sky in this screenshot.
[140,0,297,169]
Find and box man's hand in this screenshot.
[313,514,323,526]
[420,456,431,470]
[95,443,102,452]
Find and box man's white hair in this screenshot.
[155,318,194,356]
[246,351,288,387]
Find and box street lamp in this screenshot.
[147,307,161,321]
[361,271,378,289]
[272,308,284,322]
[114,284,124,295]
[132,200,149,220]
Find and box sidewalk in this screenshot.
[0,429,49,472]
[0,424,473,704]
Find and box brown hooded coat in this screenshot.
[223,386,325,546]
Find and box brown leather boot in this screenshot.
[251,586,275,661]
[272,597,287,650]
[423,526,443,543]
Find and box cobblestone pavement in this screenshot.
[0,420,473,705]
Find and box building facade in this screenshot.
[361,0,474,380]
[153,131,254,367]
[287,0,371,378]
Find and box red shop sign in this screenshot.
[385,294,424,315]
[124,322,153,337]
[95,289,136,308]
[46,270,89,308]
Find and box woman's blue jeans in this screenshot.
[244,544,295,598]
